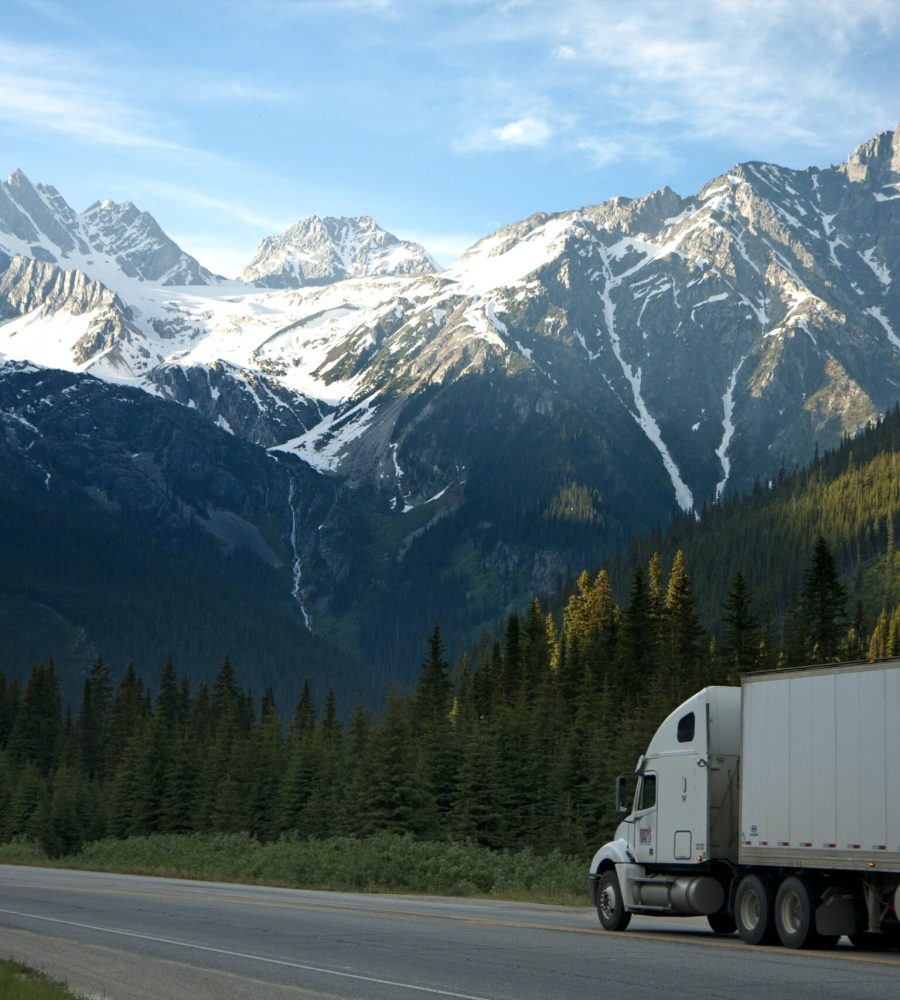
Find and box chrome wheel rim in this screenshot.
[781,891,802,936]
[739,888,760,931]
[599,882,617,921]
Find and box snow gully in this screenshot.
[714,356,747,502]
[287,477,312,631]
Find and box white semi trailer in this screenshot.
[587,657,900,949]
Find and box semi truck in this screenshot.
[587,657,900,949]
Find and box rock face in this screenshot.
[1,126,899,688]
[0,169,219,285]
[242,215,437,287]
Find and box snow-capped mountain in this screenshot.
[0,169,219,285]
[1,126,899,685]
[241,214,437,287]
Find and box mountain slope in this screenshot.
[0,127,898,689]
[607,405,900,634]
[0,361,370,708]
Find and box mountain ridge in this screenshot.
[1,125,898,692]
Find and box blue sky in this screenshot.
[3,0,899,275]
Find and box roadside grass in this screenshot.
[0,959,88,1000]
[0,832,588,905]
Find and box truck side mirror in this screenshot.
[616,774,629,814]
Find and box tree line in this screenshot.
[1,533,897,863]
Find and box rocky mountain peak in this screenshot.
[0,170,219,287]
[840,123,900,186]
[241,213,437,288]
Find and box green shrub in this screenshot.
[0,959,88,999]
[0,833,587,904]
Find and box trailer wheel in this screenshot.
[735,875,778,945]
[774,876,838,949]
[595,869,631,932]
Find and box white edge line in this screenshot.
[0,908,493,1000]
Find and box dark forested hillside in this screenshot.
[0,364,368,709]
[1,398,897,868]
[607,405,900,638]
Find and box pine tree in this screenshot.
[502,613,522,704]
[721,571,759,676]
[623,566,654,683]
[340,704,371,835]
[75,656,112,781]
[105,664,150,778]
[161,733,200,834]
[452,718,502,847]
[302,692,344,838]
[247,688,285,841]
[840,603,867,661]
[363,692,432,836]
[413,628,456,827]
[0,674,19,750]
[662,551,704,699]
[108,730,145,838]
[801,536,846,661]
[8,761,47,840]
[782,591,809,667]
[8,664,63,777]
[40,765,86,858]
[521,598,549,700]
[868,609,889,660]
[889,605,900,656]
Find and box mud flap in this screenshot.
[815,890,856,937]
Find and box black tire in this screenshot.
[595,869,631,932]
[708,909,737,935]
[735,874,778,945]
[774,876,837,949]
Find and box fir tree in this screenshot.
[7,664,63,777]
[801,536,846,661]
[721,571,758,676]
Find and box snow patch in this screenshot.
[598,247,694,514]
[868,306,900,352]
[859,247,891,287]
[286,477,312,630]
[714,355,746,501]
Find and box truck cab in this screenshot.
[589,687,741,928]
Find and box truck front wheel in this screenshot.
[596,869,631,932]
[735,874,778,945]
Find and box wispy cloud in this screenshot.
[457,114,554,153]
[182,78,298,106]
[138,181,289,232]
[12,0,87,32]
[440,0,898,166]
[491,117,552,148]
[0,40,193,154]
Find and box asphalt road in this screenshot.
[1,865,898,999]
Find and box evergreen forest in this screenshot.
[0,408,897,880]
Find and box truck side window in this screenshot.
[638,773,656,810]
[677,711,695,743]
